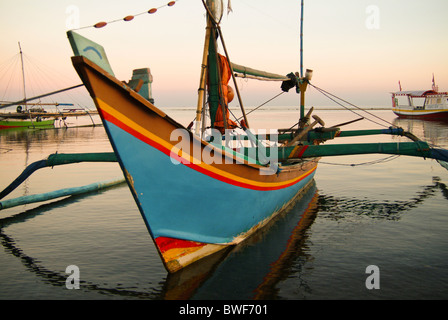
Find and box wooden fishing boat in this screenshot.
[67,2,319,273]
[69,55,318,273]
[67,0,448,273]
[392,77,448,120]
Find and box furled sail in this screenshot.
[231,63,289,81]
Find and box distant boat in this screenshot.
[0,118,55,130]
[0,43,96,130]
[392,77,448,120]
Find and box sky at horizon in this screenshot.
[1,0,447,110]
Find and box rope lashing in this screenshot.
[72,1,179,31]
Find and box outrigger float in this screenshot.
[1,0,448,274]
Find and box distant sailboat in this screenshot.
[0,43,96,130]
[0,43,56,129]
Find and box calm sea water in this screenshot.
[0,108,447,300]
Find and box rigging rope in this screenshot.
[237,91,286,121]
[319,155,401,167]
[230,91,286,129]
[0,55,20,104]
[308,83,396,128]
[189,91,286,133]
[71,1,179,31]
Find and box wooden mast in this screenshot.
[299,0,306,127]
[214,26,249,128]
[18,42,35,128]
[195,18,212,136]
[300,0,304,79]
[202,0,250,130]
[18,42,27,111]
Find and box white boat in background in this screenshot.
[392,76,448,121]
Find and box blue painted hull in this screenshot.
[105,120,316,244]
[72,55,319,272]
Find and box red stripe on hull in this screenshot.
[100,108,316,191]
[155,237,204,254]
[0,125,22,129]
[394,112,448,121]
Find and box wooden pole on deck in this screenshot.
[18,42,36,128]
[201,0,250,129]
[195,19,213,136]
[300,0,304,78]
[299,0,305,126]
[299,80,308,128]
[216,26,249,128]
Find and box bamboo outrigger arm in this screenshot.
[279,142,448,162]
[0,178,124,210]
[227,127,412,144]
[239,141,448,165]
[0,153,117,201]
[0,152,122,211]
